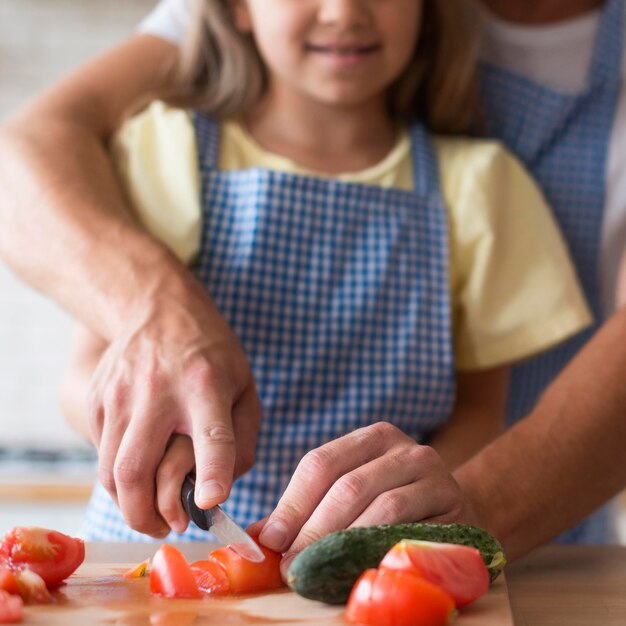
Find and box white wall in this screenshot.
[0,0,156,448]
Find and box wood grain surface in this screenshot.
[20,543,513,626]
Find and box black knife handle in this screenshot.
[181,474,215,530]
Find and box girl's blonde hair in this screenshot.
[172,0,479,134]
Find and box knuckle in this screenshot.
[407,444,440,467]
[196,457,233,481]
[185,359,226,393]
[377,491,410,522]
[155,458,184,483]
[300,447,334,476]
[275,499,306,525]
[198,424,236,446]
[331,472,368,505]
[157,499,181,523]
[113,457,144,486]
[293,527,325,551]
[368,420,398,440]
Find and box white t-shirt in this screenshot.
[139,0,626,316]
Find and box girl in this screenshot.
[62,0,590,552]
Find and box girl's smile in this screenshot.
[304,40,382,70]
[233,0,422,109]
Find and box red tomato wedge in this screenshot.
[206,539,284,594]
[346,568,455,626]
[379,540,489,608]
[0,591,23,624]
[0,527,84,589]
[189,560,229,594]
[150,545,202,599]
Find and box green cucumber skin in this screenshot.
[287,522,505,605]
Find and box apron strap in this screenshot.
[193,112,222,172]
[408,123,441,197]
[589,0,624,82]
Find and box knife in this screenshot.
[181,474,265,563]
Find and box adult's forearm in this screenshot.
[455,309,626,560]
[0,117,192,339]
[0,34,186,339]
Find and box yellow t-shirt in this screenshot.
[111,101,592,370]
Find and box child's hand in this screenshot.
[248,422,480,577]
[86,283,261,537]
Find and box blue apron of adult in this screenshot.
[82,116,456,541]
[479,0,624,543]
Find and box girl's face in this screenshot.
[232,0,423,110]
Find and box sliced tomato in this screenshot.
[0,591,23,624]
[150,545,201,599]
[123,559,150,579]
[0,527,84,588]
[189,560,229,594]
[345,568,376,625]
[379,539,489,608]
[347,568,455,626]
[207,538,284,594]
[0,569,19,597]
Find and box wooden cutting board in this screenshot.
[22,543,513,625]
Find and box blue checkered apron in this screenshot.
[82,118,456,541]
[479,0,624,543]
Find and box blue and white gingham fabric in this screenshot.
[479,0,624,544]
[82,118,456,541]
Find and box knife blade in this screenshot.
[181,474,265,563]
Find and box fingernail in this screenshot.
[280,554,295,580]
[259,521,288,551]
[197,481,225,505]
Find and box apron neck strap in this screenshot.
[589,0,624,81]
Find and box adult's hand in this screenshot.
[87,273,261,537]
[248,422,482,576]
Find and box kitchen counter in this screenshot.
[506,545,626,625]
[78,543,626,626]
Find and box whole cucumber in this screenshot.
[287,522,506,605]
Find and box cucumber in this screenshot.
[287,522,506,605]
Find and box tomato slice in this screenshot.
[150,545,202,599]
[189,560,229,594]
[0,527,84,589]
[0,569,19,597]
[379,540,489,608]
[207,538,284,594]
[346,568,455,626]
[123,559,150,579]
[345,569,376,625]
[0,591,23,624]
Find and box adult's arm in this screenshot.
[455,307,626,560]
[0,34,179,336]
[0,34,261,523]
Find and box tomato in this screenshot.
[379,540,489,608]
[207,539,284,594]
[0,591,23,624]
[346,568,455,626]
[123,559,150,579]
[189,560,229,594]
[0,568,51,605]
[150,545,202,599]
[0,569,18,598]
[0,527,84,588]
